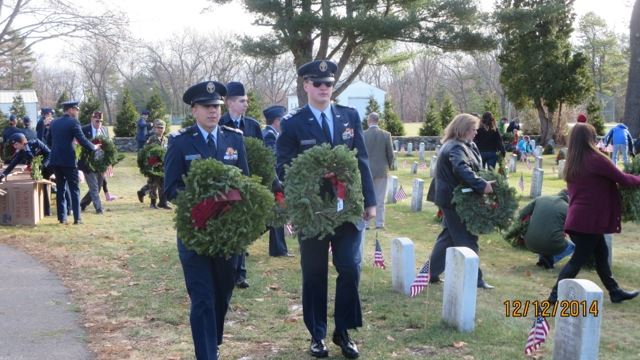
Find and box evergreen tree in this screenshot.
[586,96,606,136]
[439,97,456,129]
[10,95,27,124]
[382,98,405,136]
[483,96,500,119]
[55,91,70,117]
[363,96,381,130]
[0,30,35,89]
[115,89,138,137]
[419,101,441,136]
[246,90,264,123]
[79,95,102,126]
[0,110,8,134]
[146,88,167,122]
[181,115,195,129]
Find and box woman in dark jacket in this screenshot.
[548,123,640,303]
[428,113,495,289]
[474,112,505,170]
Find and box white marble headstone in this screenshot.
[509,153,518,173]
[430,155,438,178]
[411,161,418,174]
[419,142,426,161]
[558,159,566,179]
[411,178,424,212]
[442,247,479,332]
[386,176,398,204]
[391,237,416,296]
[407,142,413,156]
[530,168,544,198]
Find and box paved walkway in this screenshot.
[0,244,92,360]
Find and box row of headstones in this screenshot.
[393,140,436,162]
[390,239,603,359]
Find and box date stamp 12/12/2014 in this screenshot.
[503,300,599,318]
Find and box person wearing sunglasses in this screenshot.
[276,59,376,359]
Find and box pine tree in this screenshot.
[0,30,35,89]
[79,95,102,126]
[382,98,405,136]
[181,115,195,129]
[439,97,455,129]
[586,96,606,136]
[0,110,8,134]
[115,89,138,137]
[10,95,27,126]
[146,88,167,123]
[363,96,381,130]
[246,90,264,123]
[483,96,500,119]
[419,101,441,136]
[55,91,70,117]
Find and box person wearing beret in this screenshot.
[219,81,262,289]
[2,114,20,143]
[36,108,54,142]
[262,105,293,257]
[276,59,376,359]
[48,100,101,225]
[164,80,249,360]
[0,133,53,216]
[21,116,37,141]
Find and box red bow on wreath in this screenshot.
[191,189,242,229]
[323,172,346,200]
[147,156,161,166]
[91,139,103,145]
[274,191,285,207]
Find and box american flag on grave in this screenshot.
[394,185,408,201]
[418,162,428,170]
[524,315,550,355]
[373,238,386,269]
[409,260,431,297]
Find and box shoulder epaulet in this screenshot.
[221,125,243,135]
[334,103,356,110]
[282,108,301,121]
[169,128,188,138]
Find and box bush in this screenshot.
[419,101,441,136]
[114,89,138,137]
[382,98,405,136]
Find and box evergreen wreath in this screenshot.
[451,170,518,234]
[79,135,118,173]
[137,144,167,178]
[30,155,43,180]
[284,144,364,240]
[620,157,640,223]
[504,212,530,248]
[174,158,274,257]
[244,137,276,187]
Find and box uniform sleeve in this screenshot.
[164,138,186,201]
[263,132,277,154]
[351,111,376,208]
[2,152,23,176]
[449,144,487,193]
[276,118,297,182]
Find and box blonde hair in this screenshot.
[442,113,479,143]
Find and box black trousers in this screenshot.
[548,232,618,302]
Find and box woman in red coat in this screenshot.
[548,123,640,303]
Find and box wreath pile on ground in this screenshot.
[137,144,167,178]
[620,156,640,223]
[79,136,118,173]
[174,158,273,257]
[451,170,518,235]
[284,144,363,240]
[30,155,43,180]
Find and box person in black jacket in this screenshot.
[427,113,495,289]
[473,112,505,170]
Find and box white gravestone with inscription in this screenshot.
[530,168,544,198]
[387,176,398,204]
[407,142,413,156]
[391,238,415,296]
[442,247,479,332]
[430,156,437,178]
[535,156,543,169]
[411,179,424,212]
[419,142,426,161]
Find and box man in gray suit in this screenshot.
[363,112,394,229]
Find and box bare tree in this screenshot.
[33,63,81,106]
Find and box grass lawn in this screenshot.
[1,152,639,359]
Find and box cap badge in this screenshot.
[319,61,328,72]
[206,82,216,94]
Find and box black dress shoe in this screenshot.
[610,288,639,303]
[429,276,442,284]
[73,220,83,225]
[332,330,359,359]
[137,190,145,203]
[310,339,328,358]
[236,279,249,289]
[158,203,172,209]
[477,281,495,289]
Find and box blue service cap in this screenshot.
[141,110,150,115]
[9,114,17,121]
[183,81,227,106]
[62,100,80,110]
[41,108,53,115]
[23,115,30,123]
[9,132,26,144]
[263,105,286,122]
[226,82,246,97]
[297,60,338,81]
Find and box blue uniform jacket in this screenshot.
[135,118,148,142]
[219,113,264,141]
[21,127,37,141]
[276,104,376,209]
[47,114,96,167]
[2,127,20,143]
[2,139,51,176]
[262,125,278,154]
[36,117,45,141]
[164,125,249,202]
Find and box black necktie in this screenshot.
[235,119,241,129]
[321,112,332,144]
[207,133,216,155]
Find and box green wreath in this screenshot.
[137,144,167,178]
[284,144,364,240]
[174,159,274,257]
[244,137,276,187]
[621,157,640,223]
[30,155,43,180]
[452,170,518,235]
[79,135,118,173]
[504,213,530,248]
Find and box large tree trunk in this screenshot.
[536,102,554,145]
[624,0,640,136]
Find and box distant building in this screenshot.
[0,89,39,121]
[287,80,386,120]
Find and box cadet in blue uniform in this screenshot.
[276,60,376,359]
[164,81,249,360]
[262,105,292,257]
[135,110,150,150]
[48,100,100,225]
[0,133,53,215]
[2,115,20,143]
[21,116,37,140]
[36,108,54,141]
[219,81,262,288]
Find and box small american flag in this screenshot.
[284,223,294,236]
[409,260,431,297]
[524,315,550,355]
[518,173,525,192]
[418,162,428,170]
[394,186,408,201]
[373,238,385,269]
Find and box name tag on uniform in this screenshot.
[300,139,316,146]
[185,154,201,161]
